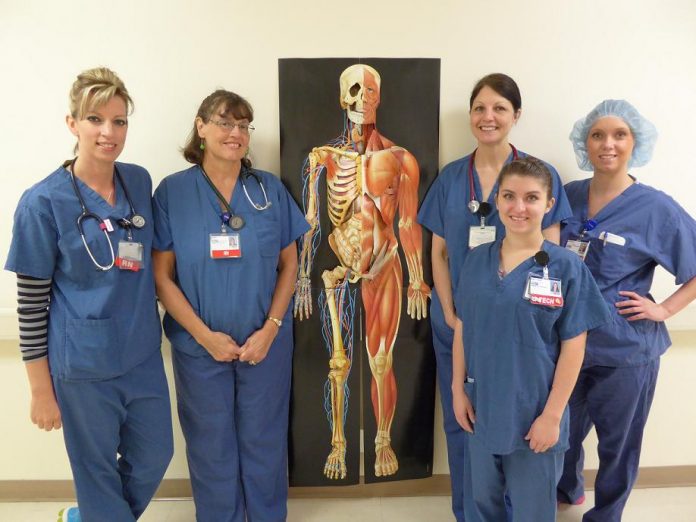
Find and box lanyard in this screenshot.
[199,166,246,230]
[467,144,519,213]
[580,218,598,238]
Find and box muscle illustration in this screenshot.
[294,64,431,479]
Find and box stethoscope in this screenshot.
[67,158,145,271]
[199,165,271,231]
[467,144,519,214]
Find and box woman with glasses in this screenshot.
[5,67,173,522]
[152,89,308,521]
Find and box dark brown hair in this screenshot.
[182,90,254,167]
[497,157,553,200]
[469,73,522,113]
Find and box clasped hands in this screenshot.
[200,323,277,364]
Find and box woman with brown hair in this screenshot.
[152,89,308,521]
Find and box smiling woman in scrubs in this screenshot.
[452,157,610,522]
[417,73,571,521]
[5,67,173,522]
[557,100,696,522]
[152,90,308,522]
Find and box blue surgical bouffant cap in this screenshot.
[569,99,658,171]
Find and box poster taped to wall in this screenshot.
[280,58,440,486]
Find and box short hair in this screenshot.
[182,89,254,167]
[497,157,553,200]
[469,73,521,113]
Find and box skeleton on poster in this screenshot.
[293,63,431,480]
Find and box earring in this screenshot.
[244,147,250,159]
[200,139,205,151]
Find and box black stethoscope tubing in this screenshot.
[199,165,271,231]
[467,144,519,214]
[68,158,144,271]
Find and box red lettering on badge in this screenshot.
[530,294,564,307]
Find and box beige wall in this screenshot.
[1,335,696,480]
[1,0,695,481]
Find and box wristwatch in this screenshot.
[267,316,282,328]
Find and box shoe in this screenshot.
[558,495,586,508]
[57,507,81,522]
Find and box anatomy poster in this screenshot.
[280,58,439,486]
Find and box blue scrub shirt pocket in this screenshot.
[589,237,630,283]
[64,317,122,380]
[255,222,281,258]
[516,301,561,349]
[57,228,115,287]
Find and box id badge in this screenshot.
[469,226,496,248]
[210,232,241,259]
[116,240,144,271]
[525,275,564,307]
[565,239,590,261]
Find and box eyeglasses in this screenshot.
[208,119,255,135]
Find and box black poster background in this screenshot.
[280,58,439,486]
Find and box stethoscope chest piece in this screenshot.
[130,214,146,229]
[467,199,480,214]
[229,215,245,230]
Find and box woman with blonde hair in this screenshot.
[558,99,696,521]
[5,67,173,522]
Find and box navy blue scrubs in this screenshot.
[153,166,308,522]
[5,162,173,522]
[558,179,696,521]
[417,150,571,521]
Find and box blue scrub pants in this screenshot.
[54,350,173,522]
[557,359,659,522]
[430,292,476,522]
[173,327,293,522]
[468,436,562,522]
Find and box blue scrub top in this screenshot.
[454,240,610,455]
[561,179,696,367]
[5,162,162,381]
[153,165,309,357]
[418,150,572,293]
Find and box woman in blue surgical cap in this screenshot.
[557,100,696,522]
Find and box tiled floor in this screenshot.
[0,487,694,521]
